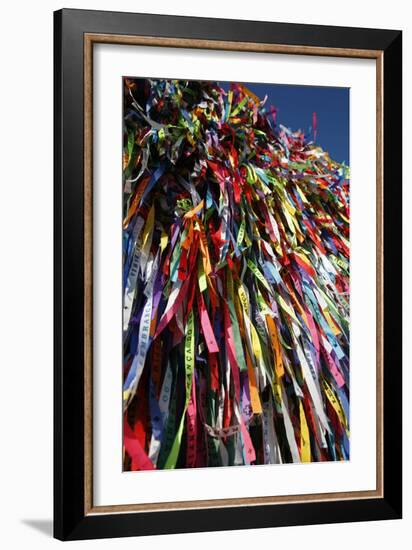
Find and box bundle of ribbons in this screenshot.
[122,78,350,471]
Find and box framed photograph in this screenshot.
[54,8,402,541]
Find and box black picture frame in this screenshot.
[54,8,402,541]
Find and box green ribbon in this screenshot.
[164,310,195,469]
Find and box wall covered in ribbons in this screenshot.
[122,77,350,471]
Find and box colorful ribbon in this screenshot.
[122,78,350,470]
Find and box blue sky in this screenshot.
[220,81,349,164]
